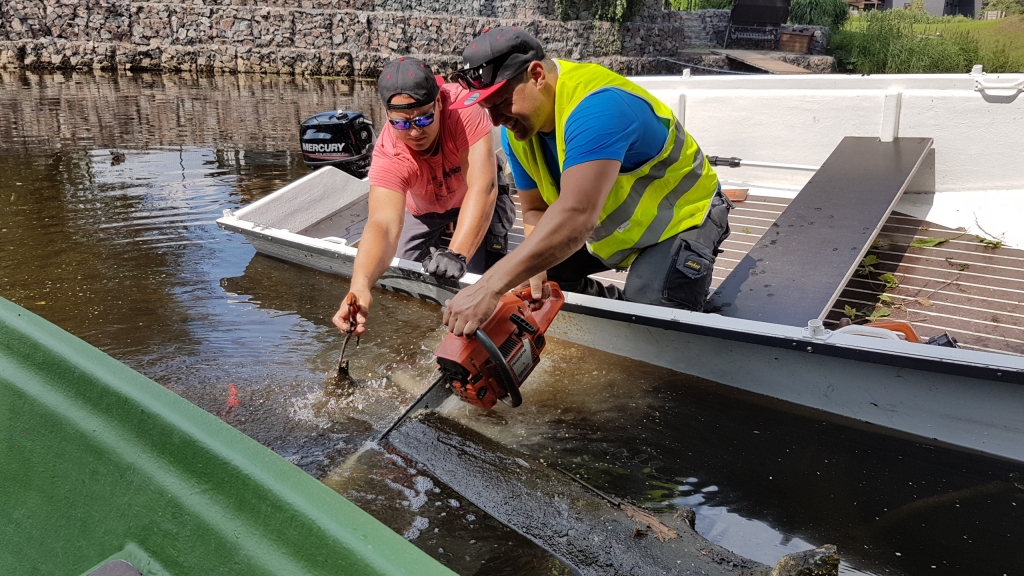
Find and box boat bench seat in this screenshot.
[709,136,934,327]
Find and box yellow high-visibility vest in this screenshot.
[505,59,719,268]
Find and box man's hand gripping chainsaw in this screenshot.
[378,281,564,441]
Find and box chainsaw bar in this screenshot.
[377,374,452,443]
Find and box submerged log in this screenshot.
[390,413,839,576]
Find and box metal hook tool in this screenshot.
[336,293,360,381]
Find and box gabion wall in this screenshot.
[0,0,746,75]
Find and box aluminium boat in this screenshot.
[217,69,1024,464]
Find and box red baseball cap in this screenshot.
[449,27,545,110]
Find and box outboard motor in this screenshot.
[299,110,375,178]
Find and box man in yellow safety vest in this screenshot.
[443,27,732,336]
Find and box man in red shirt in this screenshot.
[332,57,514,336]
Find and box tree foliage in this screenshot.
[669,0,734,10]
[788,0,851,31]
[983,0,1024,14]
[556,0,648,22]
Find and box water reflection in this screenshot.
[451,349,1024,575]
[0,69,386,153]
[0,70,568,574]
[2,71,1022,576]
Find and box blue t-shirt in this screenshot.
[501,88,670,191]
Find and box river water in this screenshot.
[1,70,1021,576]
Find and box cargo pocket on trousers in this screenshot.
[487,192,515,254]
[663,240,714,311]
[486,230,508,253]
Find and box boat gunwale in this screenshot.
[559,297,1024,386]
[217,214,1024,387]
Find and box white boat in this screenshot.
[218,69,1024,464]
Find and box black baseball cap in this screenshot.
[378,57,443,110]
[449,27,545,110]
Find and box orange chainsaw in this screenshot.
[377,282,564,442]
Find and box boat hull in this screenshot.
[552,300,1024,464]
[0,297,454,576]
[220,217,1024,463]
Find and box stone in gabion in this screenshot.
[0,2,832,75]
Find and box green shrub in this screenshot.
[789,0,851,31]
[982,0,1024,15]
[896,3,972,23]
[556,0,646,22]
[669,0,734,11]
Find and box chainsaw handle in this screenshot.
[473,328,523,408]
[862,320,922,343]
[510,281,564,331]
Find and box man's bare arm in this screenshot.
[332,185,406,335]
[517,186,549,298]
[351,185,407,292]
[443,159,620,335]
[448,131,497,258]
[479,159,619,293]
[518,185,547,233]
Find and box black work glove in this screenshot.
[423,247,468,280]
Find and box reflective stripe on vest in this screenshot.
[505,59,719,268]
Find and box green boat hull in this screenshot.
[0,297,453,576]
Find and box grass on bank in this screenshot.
[789,0,851,32]
[831,10,1024,73]
[667,0,1024,74]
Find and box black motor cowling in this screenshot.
[299,110,375,178]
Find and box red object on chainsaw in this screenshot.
[434,282,564,409]
[866,320,922,343]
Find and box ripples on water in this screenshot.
[1,71,1021,576]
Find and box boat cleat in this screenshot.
[802,319,832,341]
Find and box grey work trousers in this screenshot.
[396,182,515,275]
[547,189,733,311]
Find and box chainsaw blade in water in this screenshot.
[377,375,452,442]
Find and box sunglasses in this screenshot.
[387,110,436,131]
[451,51,522,91]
